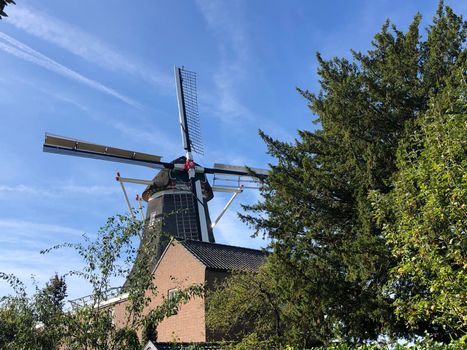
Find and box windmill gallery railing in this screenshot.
[68,286,127,310]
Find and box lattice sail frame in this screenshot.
[179,68,204,155]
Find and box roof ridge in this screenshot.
[178,238,267,254]
[175,238,266,272]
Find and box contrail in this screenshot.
[0,32,143,109]
[7,5,172,90]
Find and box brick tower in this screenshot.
[140,156,215,272]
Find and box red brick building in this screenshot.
[113,238,265,342]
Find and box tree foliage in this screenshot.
[208,254,332,347]
[207,257,285,344]
[208,1,466,347]
[0,273,67,349]
[372,61,466,337]
[0,0,15,19]
[1,215,204,349]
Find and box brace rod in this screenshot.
[116,172,144,241]
[116,172,135,220]
[213,176,260,183]
[211,186,243,229]
[116,176,154,186]
[212,186,242,193]
[212,186,260,192]
[213,185,260,191]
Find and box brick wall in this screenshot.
[148,241,207,342]
[113,240,232,342]
[114,241,207,342]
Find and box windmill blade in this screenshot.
[43,133,173,169]
[206,163,269,177]
[174,66,204,156]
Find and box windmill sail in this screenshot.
[175,66,210,242]
[210,163,269,177]
[43,134,169,169]
[175,67,204,155]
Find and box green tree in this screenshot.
[1,215,203,350]
[372,61,466,338]
[207,258,283,343]
[0,274,34,349]
[34,274,68,349]
[207,255,328,347]
[42,214,203,350]
[0,273,67,350]
[0,0,15,19]
[231,1,466,346]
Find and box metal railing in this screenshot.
[68,286,124,310]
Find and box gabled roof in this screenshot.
[178,239,266,272]
[153,343,221,350]
[143,340,157,350]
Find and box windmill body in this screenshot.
[43,66,268,280]
[140,156,215,272]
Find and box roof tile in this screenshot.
[178,239,266,272]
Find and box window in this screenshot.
[167,288,178,302]
[167,288,179,316]
[110,307,115,325]
[149,211,157,227]
[149,211,161,228]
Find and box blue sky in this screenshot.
[0,0,465,299]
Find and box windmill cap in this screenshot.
[141,156,213,202]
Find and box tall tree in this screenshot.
[34,274,68,349]
[1,215,203,349]
[41,215,204,349]
[372,59,466,340]
[0,0,15,19]
[0,273,67,350]
[207,254,328,347]
[237,1,465,345]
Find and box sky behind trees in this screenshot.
[0,0,465,299]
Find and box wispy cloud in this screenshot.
[61,184,121,196]
[195,0,255,124]
[112,121,180,157]
[0,248,90,300]
[0,184,55,197]
[5,74,178,156]
[7,5,172,90]
[0,32,142,109]
[0,218,123,300]
[37,87,91,113]
[0,183,120,198]
[195,0,294,143]
[195,0,249,61]
[0,218,85,237]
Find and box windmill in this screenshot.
[43,66,268,272]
